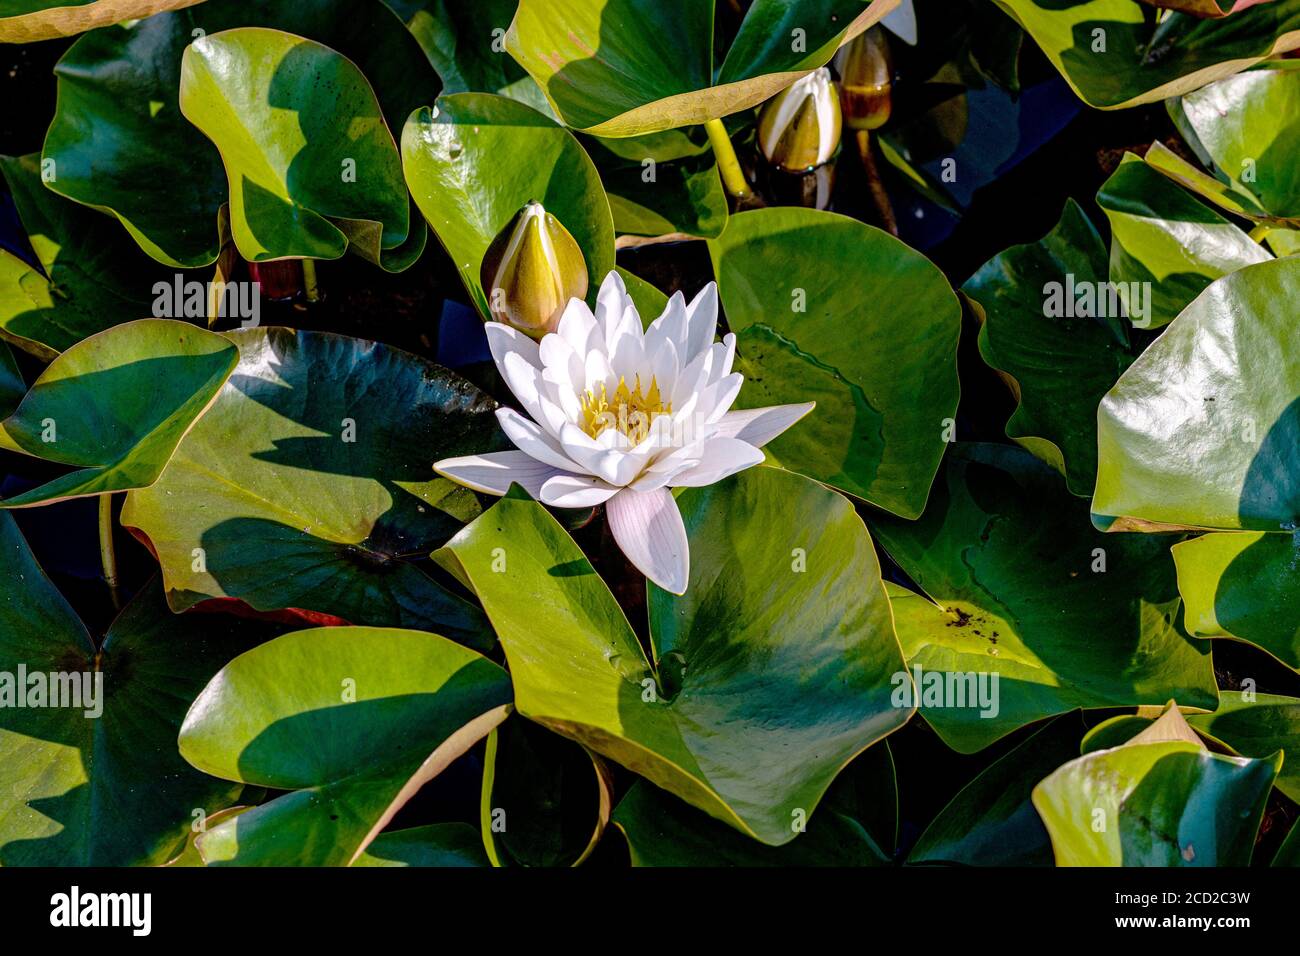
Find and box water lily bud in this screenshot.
[757,67,842,173]
[480,201,588,339]
[835,27,892,131]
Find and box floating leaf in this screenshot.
[506,0,900,136]
[993,0,1300,110]
[908,713,1086,867]
[1093,257,1300,533]
[964,200,1137,496]
[121,328,502,647]
[872,444,1217,753]
[437,467,910,846]
[354,823,490,867]
[0,320,237,508]
[1032,707,1280,866]
[41,0,438,267]
[0,0,203,43]
[179,625,513,866]
[179,27,423,270]
[402,93,615,320]
[1174,531,1300,670]
[708,208,960,519]
[0,512,285,865]
[0,154,176,359]
[480,717,611,867]
[1097,154,1271,330]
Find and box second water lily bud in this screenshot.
[835,27,892,131]
[757,67,842,173]
[480,201,588,339]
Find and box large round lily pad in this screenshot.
[179,625,513,866]
[437,467,911,846]
[505,0,899,136]
[708,208,960,519]
[0,511,286,866]
[121,327,504,647]
[871,444,1217,753]
[0,319,238,508]
[401,92,615,321]
[1093,256,1300,533]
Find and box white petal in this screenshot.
[485,322,542,371]
[645,291,689,357]
[695,371,744,425]
[683,282,719,360]
[556,298,599,356]
[496,407,585,472]
[668,438,764,487]
[606,487,690,594]
[594,270,631,332]
[538,473,620,508]
[434,451,562,497]
[712,402,816,447]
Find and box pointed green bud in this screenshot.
[757,67,842,173]
[480,201,588,339]
[835,27,892,132]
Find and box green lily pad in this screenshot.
[121,327,502,648]
[615,266,668,322]
[0,0,202,43]
[1172,63,1300,222]
[0,511,286,865]
[437,467,911,846]
[401,92,616,321]
[480,717,611,867]
[1093,257,1300,533]
[0,319,238,508]
[0,153,179,360]
[908,713,1087,867]
[41,0,438,268]
[1174,531,1300,670]
[0,343,22,418]
[179,625,513,866]
[587,138,728,240]
[963,200,1137,497]
[708,208,960,519]
[992,0,1300,110]
[400,0,558,121]
[613,772,891,867]
[871,444,1217,753]
[1031,708,1280,866]
[178,27,422,270]
[1275,819,1300,866]
[506,0,898,136]
[354,823,490,867]
[1097,154,1271,330]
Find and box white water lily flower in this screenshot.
[435,271,815,595]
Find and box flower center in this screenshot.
[580,375,671,444]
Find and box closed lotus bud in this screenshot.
[480,201,588,339]
[757,67,842,173]
[835,27,892,131]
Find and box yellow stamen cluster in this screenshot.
[580,375,671,444]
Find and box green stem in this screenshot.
[705,118,751,199]
[98,493,120,611]
[302,258,320,303]
[1248,222,1274,244]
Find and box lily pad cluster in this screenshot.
[0,0,1297,871]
